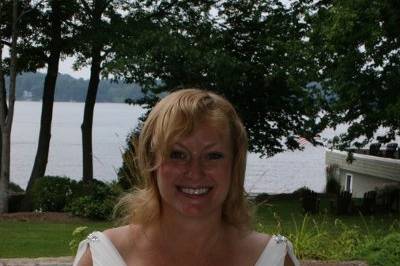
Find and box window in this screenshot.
[345,173,353,192]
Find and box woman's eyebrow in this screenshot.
[171,143,186,149]
[174,141,221,150]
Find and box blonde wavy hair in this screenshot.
[117,88,251,229]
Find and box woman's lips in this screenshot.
[177,186,213,196]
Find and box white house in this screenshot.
[325,149,400,198]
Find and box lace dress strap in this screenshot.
[72,231,127,266]
[255,235,300,266]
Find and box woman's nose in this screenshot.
[186,158,204,179]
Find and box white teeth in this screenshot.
[180,187,210,195]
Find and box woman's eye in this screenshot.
[207,152,224,160]
[169,150,187,160]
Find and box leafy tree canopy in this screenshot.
[107,0,326,157]
[309,0,400,148]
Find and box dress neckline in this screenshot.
[93,231,274,266]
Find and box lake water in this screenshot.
[11,101,335,194]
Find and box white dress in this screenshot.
[73,231,300,266]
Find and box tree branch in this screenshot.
[17,0,46,23]
[141,0,181,21]
[0,40,11,47]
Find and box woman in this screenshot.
[73,88,300,266]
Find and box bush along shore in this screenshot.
[4,176,400,265]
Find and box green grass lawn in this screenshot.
[1,198,399,260]
[0,221,111,258]
[254,198,400,235]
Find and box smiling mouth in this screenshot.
[177,186,212,196]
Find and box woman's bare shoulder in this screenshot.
[227,227,271,265]
[245,231,271,244]
[103,224,145,261]
[242,230,271,254]
[103,225,134,245]
[104,225,139,249]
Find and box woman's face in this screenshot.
[156,121,233,220]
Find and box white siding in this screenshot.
[326,149,400,198]
[337,169,398,198]
[326,150,400,182]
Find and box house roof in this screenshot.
[325,149,400,182]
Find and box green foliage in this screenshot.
[291,214,330,260]
[69,226,88,254]
[329,220,369,260]
[253,193,270,204]
[325,177,341,195]
[9,182,24,193]
[109,0,326,157]
[8,193,25,213]
[67,196,114,221]
[287,214,381,261]
[296,187,320,214]
[66,180,122,220]
[359,232,400,266]
[31,176,76,212]
[117,130,142,190]
[325,164,341,195]
[309,0,400,145]
[293,186,313,197]
[256,199,400,262]
[375,184,400,212]
[30,176,122,220]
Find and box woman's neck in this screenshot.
[147,209,228,258]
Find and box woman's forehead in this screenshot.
[167,122,232,149]
[179,120,230,137]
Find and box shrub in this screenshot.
[117,130,142,190]
[9,182,24,193]
[325,164,341,195]
[359,232,400,266]
[293,187,312,198]
[8,194,25,212]
[299,188,320,214]
[66,180,121,220]
[254,193,270,204]
[69,226,88,254]
[376,184,400,212]
[329,220,368,260]
[8,182,25,212]
[325,177,341,195]
[31,176,76,212]
[290,214,330,260]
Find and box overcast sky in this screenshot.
[58,57,90,80]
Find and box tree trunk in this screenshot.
[0,131,11,213]
[26,53,60,191]
[22,1,62,209]
[0,0,17,213]
[81,45,102,182]
[0,76,6,212]
[0,75,7,181]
